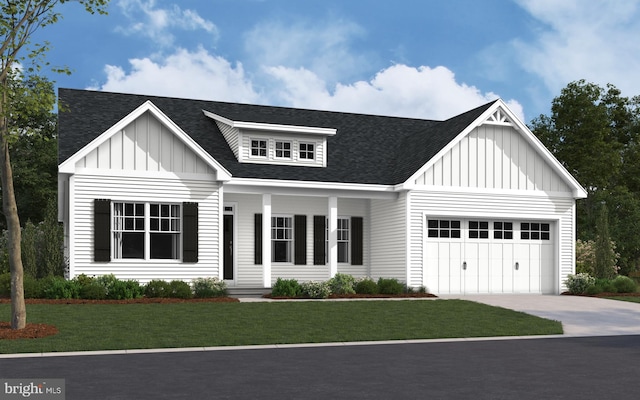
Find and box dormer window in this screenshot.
[251,139,267,157]
[299,142,315,160]
[275,141,292,159]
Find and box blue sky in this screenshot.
[37,0,640,124]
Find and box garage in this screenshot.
[424,218,555,294]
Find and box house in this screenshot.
[57,88,587,295]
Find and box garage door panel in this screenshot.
[425,218,554,295]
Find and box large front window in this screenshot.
[113,202,181,260]
[272,216,293,262]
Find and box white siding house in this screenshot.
[58,89,587,294]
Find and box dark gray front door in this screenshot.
[223,214,234,280]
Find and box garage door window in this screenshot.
[427,219,461,238]
[521,222,550,240]
[468,221,489,239]
[493,222,513,239]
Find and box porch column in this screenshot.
[328,196,338,278]
[262,194,272,288]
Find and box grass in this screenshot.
[0,300,562,354]
[603,296,640,303]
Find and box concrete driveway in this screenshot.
[438,294,640,336]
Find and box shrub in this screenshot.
[328,273,356,295]
[595,278,617,293]
[169,280,193,299]
[79,282,107,300]
[564,273,596,294]
[585,284,603,296]
[299,281,331,299]
[145,280,172,298]
[43,276,81,299]
[613,275,638,293]
[23,275,45,298]
[0,272,10,297]
[271,278,301,298]
[192,277,227,298]
[377,277,405,295]
[355,278,378,295]
[95,274,119,298]
[108,279,144,300]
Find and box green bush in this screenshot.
[0,272,10,297]
[377,277,405,295]
[328,273,356,295]
[79,282,107,300]
[613,275,638,293]
[300,281,331,299]
[108,279,144,300]
[585,284,603,295]
[564,273,596,294]
[594,278,617,293]
[169,280,193,299]
[145,279,172,298]
[355,278,378,295]
[43,276,81,299]
[24,275,45,298]
[191,277,227,298]
[271,278,301,298]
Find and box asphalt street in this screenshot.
[2,335,639,399]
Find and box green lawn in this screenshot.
[0,300,562,354]
[603,296,640,303]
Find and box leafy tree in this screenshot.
[594,204,617,279]
[0,0,109,329]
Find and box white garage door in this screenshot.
[424,218,555,294]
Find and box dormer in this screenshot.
[203,110,336,168]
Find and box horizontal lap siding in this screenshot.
[71,174,220,283]
[370,194,407,282]
[408,190,575,292]
[225,194,370,286]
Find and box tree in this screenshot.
[530,80,640,275]
[0,1,108,329]
[594,204,617,279]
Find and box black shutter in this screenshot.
[294,215,307,265]
[182,202,199,262]
[254,214,262,264]
[351,216,363,265]
[94,199,111,262]
[313,216,326,265]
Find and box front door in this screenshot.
[223,213,234,280]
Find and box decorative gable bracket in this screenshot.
[484,108,512,126]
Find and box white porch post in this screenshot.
[328,196,338,278]
[262,194,272,288]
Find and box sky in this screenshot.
[34,0,640,124]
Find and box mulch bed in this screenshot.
[266,293,438,300]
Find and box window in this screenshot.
[325,217,350,263]
[299,142,315,160]
[427,219,461,238]
[493,222,513,239]
[251,139,267,157]
[468,221,489,239]
[272,216,293,262]
[275,141,292,158]
[150,204,181,259]
[113,202,181,260]
[521,222,550,240]
[113,202,145,259]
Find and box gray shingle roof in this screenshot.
[58,88,496,185]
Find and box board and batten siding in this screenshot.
[415,124,571,193]
[70,174,220,283]
[370,193,407,282]
[77,111,214,175]
[408,190,575,293]
[224,193,370,287]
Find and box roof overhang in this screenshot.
[203,110,337,136]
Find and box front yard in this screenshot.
[0,299,562,354]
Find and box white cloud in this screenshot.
[115,0,218,47]
[244,17,372,85]
[91,47,260,104]
[513,0,640,97]
[266,64,524,121]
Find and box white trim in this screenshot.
[68,175,76,279]
[72,168,217,181]
[226,177,398,193]
[406,184,577,199]
[60,101,231,181]
[328,197,338,278]
[262,194,272,288]
[403,100,587,199]
[203,110,337,136]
